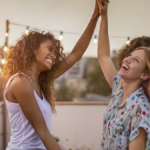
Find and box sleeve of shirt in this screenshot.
[129,103,150,145]
[112,74,122,94]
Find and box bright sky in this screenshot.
[0,0,150,57]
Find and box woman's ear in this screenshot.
[142,79,150,100]
[34,49,37,55]
[140,73,150,81]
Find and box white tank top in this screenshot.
[4,72,52,150]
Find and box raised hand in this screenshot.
[100,0,110,3]
[93,0,109,17]
[97,0,108,16]
[93,0,101,17]
[54,0,101,79]
[97,0,117,88]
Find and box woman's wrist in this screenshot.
[92,12,100,20]
[101,15,108,20]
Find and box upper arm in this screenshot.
[129,128,146,150]
[54,52,79,79]
[98,56,117,88]
[10,76,48,134]
[129,103,150,150]
[10,76,62,150]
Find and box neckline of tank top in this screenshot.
[5,90,46,106]
[19,72,45,101]
[34,90,46,101]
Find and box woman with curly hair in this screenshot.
[1,0,109,149]
[118,36,150,69]
[97,0,150,150]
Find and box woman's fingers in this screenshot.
[99,0,108,10]
[106,0,110,3]
[97,0,104,10]
[97,0,108,15]
[100,0,110,3]
[104,1,108,9]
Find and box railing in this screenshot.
[55,102,108,105]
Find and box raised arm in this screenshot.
[10,76,61,150]
[97,0,117,88]
[54,0,107,79]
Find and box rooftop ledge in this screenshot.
[55,102,109,105]
[0,101,109,107]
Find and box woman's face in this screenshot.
[118,49,148,81]
[34,39,56,71]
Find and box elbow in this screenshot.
[97,53,102,60]
[34,125,49,137]
[97,49,103,59]
[70,51,82,61]
[74,54,82,61]
[97,52,110,60]
[77,55,82,61]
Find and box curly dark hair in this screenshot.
[118,36,150,69]
[1,30,65,112]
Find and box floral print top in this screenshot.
[100,75,150,150]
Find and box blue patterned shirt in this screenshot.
[100,75,150,150]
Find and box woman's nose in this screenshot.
[53,54,56,59]
[124,56,131,63]
[51,52,56,61]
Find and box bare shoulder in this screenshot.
[9,74,33,101]
[7,75,49,136]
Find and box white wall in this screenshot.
[52,104,107,150]
[1,0,150,57]
[1,103,107,150]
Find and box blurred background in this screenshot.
[0,0,150,150]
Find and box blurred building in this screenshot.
[73,93,110,102]
[55,56,114,102]
[55,57,87,91]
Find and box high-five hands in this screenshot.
[93,0,109,17]
[100,0,110,3]
[97,0,109,16]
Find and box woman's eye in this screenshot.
[49,48,53,52]
[134,58,139,62]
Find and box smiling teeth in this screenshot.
[46,59,52,64]
[122,64,129,70]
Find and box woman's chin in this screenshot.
[46,66,52,71]
[42,65,52,72]
[117,70,125,78]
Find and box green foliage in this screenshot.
[52,135,60,142]
[56,56,118,99]
[86,65,112,96]
[78,90,87,98]
[56,80,75,102]
[85,56,118,96]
